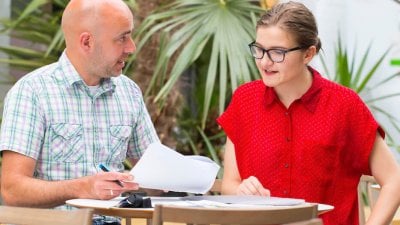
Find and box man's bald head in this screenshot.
[61,0,133,48]
[60,0,135,85]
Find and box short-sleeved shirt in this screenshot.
[0,51,159,184]
[217,67,383,225]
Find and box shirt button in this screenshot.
[286,137,291,142]
[284,163,289,168]
[283,190,288,195]
[285,112,289,116]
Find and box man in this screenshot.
[0,0,159,224]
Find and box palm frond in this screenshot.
[197,126,221,167]
[134,0,263,128]
[356,46,391,93]
[11,0,51,28]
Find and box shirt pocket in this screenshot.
[300,140,338,186]
[50,123,84,162]
[109,125,132,161]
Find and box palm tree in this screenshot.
[131,0,264,163]
[133,0,264,129]
[0,0,137,73]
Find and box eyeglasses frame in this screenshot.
[248,41,306,63]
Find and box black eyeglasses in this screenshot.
[248,41,305,63]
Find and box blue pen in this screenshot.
[98,163,124,187]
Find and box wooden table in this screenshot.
[66,196,334,225]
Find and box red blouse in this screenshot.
[217,67,384,225]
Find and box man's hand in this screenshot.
[81,172,139,200]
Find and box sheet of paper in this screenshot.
[151,199,233,208]
[66,197,124,209]
[130,142,220,194]
[181,195,305,206]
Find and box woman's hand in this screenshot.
[236,176,270,196]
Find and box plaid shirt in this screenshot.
[0,51,159,181]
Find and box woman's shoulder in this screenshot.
[320,77,361,101]
[314,77,368,115]
[311,68,358,98]
[234,80,265,96]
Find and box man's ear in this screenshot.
[303,46,317,64]
[79,32,92,51]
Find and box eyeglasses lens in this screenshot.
[249,45,284,62]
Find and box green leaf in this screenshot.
[197,126,221,167]
[0,45,45,58]
[155,31,210,102]
[136,0,263,129]
[12,0,51,28]
[0,58,48,69]
[356,47,391,93]
[45,28,64,57]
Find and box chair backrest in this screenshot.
[0,205,94,225]
[152,203,318,225]
[358,175,378,225]
[284,218,323,225]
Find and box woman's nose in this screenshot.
[260,54,274,66]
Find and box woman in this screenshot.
[217,2,400,225]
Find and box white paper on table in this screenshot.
[66,197,123,209]
[130,142,220,194]
[181,195,305,206]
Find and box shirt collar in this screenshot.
[265,66,323,113]
[58,51,116,91]
[58,51,84,86]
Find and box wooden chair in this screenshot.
[0,205,94,225]
[285,218,323,225]
[358,175,378,225]
[152,203,318,225]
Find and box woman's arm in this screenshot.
[221,137,270,196]
[366,133,400,225]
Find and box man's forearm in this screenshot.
[2,176,86,208]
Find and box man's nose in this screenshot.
[126,37,136,54]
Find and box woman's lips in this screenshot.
[263,69,276,76]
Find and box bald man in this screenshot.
[0,0,159,224]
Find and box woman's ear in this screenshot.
[303,45,317,64]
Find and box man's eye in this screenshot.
[120,36,127,42]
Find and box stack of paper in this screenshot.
[130,142,220,194]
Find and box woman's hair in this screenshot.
[256,1,321,53]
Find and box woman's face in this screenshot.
[254,26,313,89]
